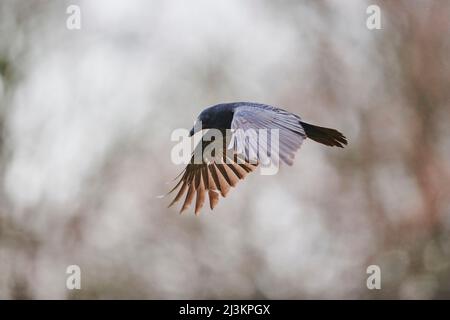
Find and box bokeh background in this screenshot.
[0,0,449,299]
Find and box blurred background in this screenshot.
[0,0,449,299]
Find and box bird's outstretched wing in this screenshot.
[168,137,258,214]
[230,104,306,166]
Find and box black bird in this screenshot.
[169,102,347,214]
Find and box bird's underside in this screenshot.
[168,139,258,214]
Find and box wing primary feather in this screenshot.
[194,167,201,190]
[181,180,195,213]
[206,166,217,190]
[195,170,205,215]
[239,163,257,173]
[208,190,219,210]
[209,165,223,195]
[168,169,194,207]
[211,164,230,197]
[167,171,187,194]
[221,164,240,186]
[202,166,209,189]
[215,164,231,185]
[227,163,247,179]
[168,181,188,208]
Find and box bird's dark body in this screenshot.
[193,102,347,147]
[174,102,348,214]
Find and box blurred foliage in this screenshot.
[0,0,449,299]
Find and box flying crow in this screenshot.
[168,102,347,214]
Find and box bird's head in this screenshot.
[189,104,236,136]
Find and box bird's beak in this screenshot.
[189,127,195,137]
